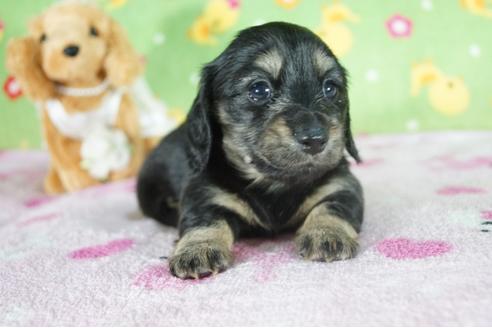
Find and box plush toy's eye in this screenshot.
[89,26,99,37]
[40,34,47,43]
[248,80,272,103]
[323,80,338,98]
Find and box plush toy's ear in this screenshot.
[28,13,43,36]
[6,15,55,101]
[345,106,361,163]
[104,18,142,87]
[185,65,216,175]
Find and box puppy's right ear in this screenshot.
[186,65,216,174]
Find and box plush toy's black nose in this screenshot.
[63,45,79,57]
[295,128,327,155]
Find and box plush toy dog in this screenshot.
[6,1,175,194]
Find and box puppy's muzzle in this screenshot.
[291,112,327,155]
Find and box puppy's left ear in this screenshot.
[104,18,142,86]
[345,108,361,163]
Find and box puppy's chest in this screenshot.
[242,190,305,231]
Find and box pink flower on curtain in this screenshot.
[0,19,4,39]
[386,14,413,38]
[227,0,240,9]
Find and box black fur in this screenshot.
[137,22,364,275]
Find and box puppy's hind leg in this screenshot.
[136,157,179,227]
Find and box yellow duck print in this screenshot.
[411,61,470,116]
[316,1,359,57]
[168,108,186,125]
[275,0,302,10]
[106,0,127,10]
[188,0,240,45]
[460,0,492,18]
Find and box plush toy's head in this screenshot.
[7,1,142,100]
[32,3,111,83]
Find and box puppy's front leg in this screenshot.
[296,175,363,262]
[169,220,234,279]
[169,185,239,279]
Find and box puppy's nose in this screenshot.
[63,45,79,57]
[295,128,327,155]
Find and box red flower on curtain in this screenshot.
[3,75,23,100]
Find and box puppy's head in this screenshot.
[187,22,360,184]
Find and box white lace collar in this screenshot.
[44,89,124,140]
[56,79,110,97]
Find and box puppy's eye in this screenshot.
[40,34,47,43]
[323,80,338,98]
[248,81,272,103]
[89,26,99,37]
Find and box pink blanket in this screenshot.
[1,132,491,326]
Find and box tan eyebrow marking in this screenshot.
[254,49,283,79]
[314,49,336,75]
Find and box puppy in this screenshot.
[137,22,363,279]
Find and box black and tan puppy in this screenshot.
[137,22,363,279]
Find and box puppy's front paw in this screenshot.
[169,242,232,279]
[295,222,358,262]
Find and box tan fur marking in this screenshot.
[254,49,283,78]
[209,186,268,229]
[288,176,350,227]
[296,205,358,261]
[170,221,234,279]
[301,206,357,239]
[314,49,336,75]
[218,103,267,183]
[217,103,230,125]
[263,117,292,140]
[222,137,266,183]
[174,221,234,254]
